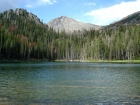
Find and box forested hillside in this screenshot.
[0,9,140,61]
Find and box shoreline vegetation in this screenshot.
[1,59,140,63]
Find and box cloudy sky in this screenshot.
[0,0,140,25]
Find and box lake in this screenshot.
[0,62,140,105]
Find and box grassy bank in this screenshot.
[55,59,140,63]
[89,60,140,63]
[55,59,89,62]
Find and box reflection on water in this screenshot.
[0,62,140,105]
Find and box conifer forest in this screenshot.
[0,9,140,61]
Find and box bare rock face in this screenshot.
[47,16,101,33]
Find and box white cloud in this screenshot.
[39,0,57,4]
[85,0,140,25]
[25,5,33,8]
[84,2,96,6]
[26,0,57,7]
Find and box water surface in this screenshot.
[0,62,140,105]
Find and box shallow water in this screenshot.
[0,62,140,105]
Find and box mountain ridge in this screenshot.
[103,11,140,29]
[1,8,140,33]
[0,8,45,27]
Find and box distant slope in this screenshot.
[103,11,140,29]
[47,16,101,33]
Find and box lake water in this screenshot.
[0,62,140,105]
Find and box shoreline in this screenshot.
[0,59,140,63]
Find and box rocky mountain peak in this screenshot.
[59,16,67,19]
[47,16,101,33]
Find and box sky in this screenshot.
[0,0,140,25]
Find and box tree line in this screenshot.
[0,9,140,61]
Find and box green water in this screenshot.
[0,62,140,105]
